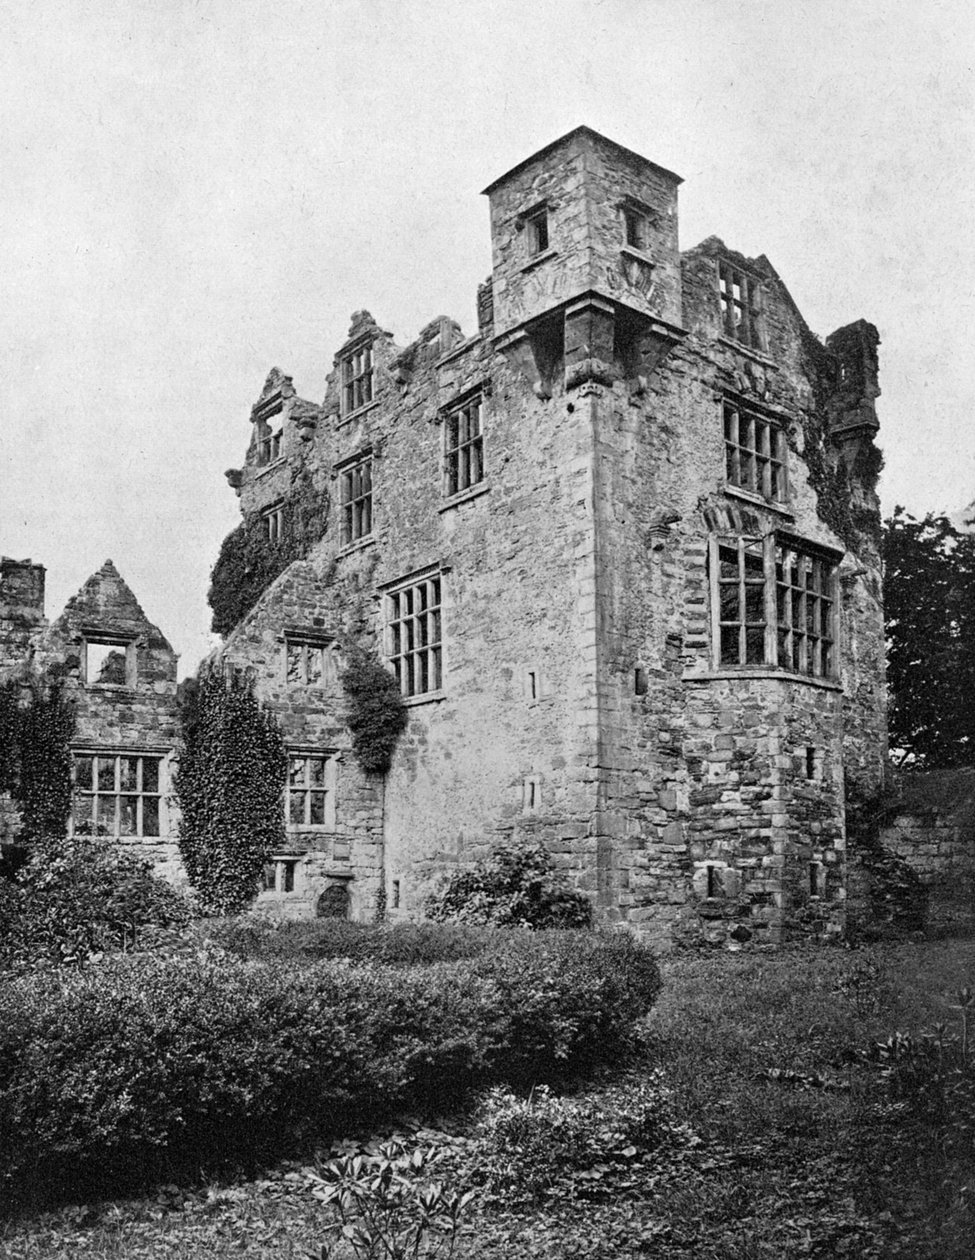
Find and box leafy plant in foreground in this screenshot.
[308,1138,473,1259]
[426,844,592,930]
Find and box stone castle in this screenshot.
[1,127,889,947]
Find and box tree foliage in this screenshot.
[883,508,975,768]
[0,671,75,843]
[340,645,409,775]
[174,668,288,914]
[427,843,594,930]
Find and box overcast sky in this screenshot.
[2,0,973,677]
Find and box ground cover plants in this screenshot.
[3,936,973,1259]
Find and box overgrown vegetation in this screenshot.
[174,669,288,914]
[0,929,659,1211]
[0,835,192,973]
[340,645,409,775]
[883,507,975,768]
[0,670,75,843]
[426,844,593,930]
[845,786,929,941]
[208,467,329,636]
[5,939,973,1259]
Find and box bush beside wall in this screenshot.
[0,931,660,1209]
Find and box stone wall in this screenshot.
[880,769,975,935]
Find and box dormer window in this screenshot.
[255,403,284,465]
[341,342,374,415]
[525,205,549,256]
[718,262,764,350]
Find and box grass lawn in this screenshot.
[2,936,974,1259]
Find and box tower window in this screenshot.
[711,535,837,678]
[623,207,649,251]
[525,206,549,256]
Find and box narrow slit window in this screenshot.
[526,206,549,256]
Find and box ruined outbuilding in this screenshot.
[0,557,180,877]
[204,127,887,945]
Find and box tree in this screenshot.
[883,507,975,768]
[174,668,288,914]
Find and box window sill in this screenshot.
[723,486,793,518]
[439,483,490,512]
[436,335,481,368]
[401,689,446,708]
[716,336,777,369]
[683,668,841,692]
[520,248,558,274]
[252,458,287,480]
[337,399,380,427]
[620,245,655,267]
[337,536,377,558]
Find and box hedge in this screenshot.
[0,932,660,1209]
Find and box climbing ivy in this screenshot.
[174,668,288,914]
[0,671,76,844]
[208,465,329,636]
[340,645,408,775]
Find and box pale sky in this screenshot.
[2,0,973,677]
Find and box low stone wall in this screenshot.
[880,768,975,936]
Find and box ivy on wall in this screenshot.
[340,645,408,775]
[208,465,329,636]
[0,671,76,844]
[174,668,288,914]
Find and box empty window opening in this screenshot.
[264,857,299,894]
[805,747,818,780]
[634,667,648,696]
[525,206,549,256]
[623,207,649,251]
[287,753,337,829]
[72,752,162,837]
[387,572,443,698]
[341,454,373,544]
[706,864,721,898]
[809,862,822,897]
[444,395,484,497]
[718,262,764,350]
[341,342,374,414]
[723,402,786,502]
[286,639,339,686]
[392,878,401,910]
[256,407,284,465]
[84,639,132,687]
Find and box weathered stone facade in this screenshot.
[0,559,181,879]
[212,127,887,947]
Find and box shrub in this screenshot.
[174,668,288,914]
[340,645,409,775]
[426,844,593,930]
[0,933,660,1208]
[0,835,192,972]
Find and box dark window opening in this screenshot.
[444,395,484,497]
[341,455,373,544]
[526,207,549,255]
[723,402,786,502]
[342,343,374,414]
